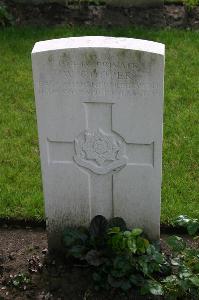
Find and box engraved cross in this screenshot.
[47,102,154,220]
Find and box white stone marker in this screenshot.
[32,36,165,250]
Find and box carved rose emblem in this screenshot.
[82,130,120,166]
[74,129,127,175]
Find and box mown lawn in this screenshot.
[0,26,198,224]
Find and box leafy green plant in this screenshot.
[9,273,31,290]
[0,4,13,27]
[62,215,168,296]
[62,215,199,299]
[174,215,199,236]
[183,0,199,8]
[162,235,199,299]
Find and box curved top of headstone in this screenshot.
[32,36,165,56]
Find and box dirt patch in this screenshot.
[1,1,199,29]
[0,228,198,300]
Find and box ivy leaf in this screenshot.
[148,282,164,296]
[174,215,199,236]
[190,276,199,287]
[139,261,149,275]
[123,231,131,237]
[112,256,131,277]
[162,275,178,284]
[107,227,121,235]
[174,215,190,226]
[136,237,149,254]
[179,269,192,279]
[127,239,137,253]
[193,263,199,272]
[187,221,199,236]
[166,236,186,252]
[146,244,157,256]
[171,258,180,266]
[141,280,164,296]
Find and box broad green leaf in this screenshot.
[123,231,131,237]
[147,280,164,296]
[162,275,178,284]
[190,276,199,287]
[131,228,143,236]
[179,270,192,279]
[166,236,186,252]
[174,215,191,226]
[136,237,149,254]
[107,227,121,235]
[187,221,199,236]
[112,256,131,277]
[171,258,180,266]
[130,274,145,287]
[127,239,137,253]
[138,259,148,275]
[149,284,164,296]
[193,263,199,272]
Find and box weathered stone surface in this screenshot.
[6,2,198,29]
[32,37,165,251]
[187,6,199,28]
[165,4,187,28]
[106,0,163,8]
[13,0,163,8]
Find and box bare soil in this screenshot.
[0,227,198,300]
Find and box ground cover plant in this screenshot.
[62,215,199,299]
[174,215,199,236]
[0,26,198,224]
[0,220,198,299]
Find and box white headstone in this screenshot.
[32,36,165,250]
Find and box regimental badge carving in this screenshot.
[74,129,127,175]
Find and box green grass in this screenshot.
[0,26,198,224]
[165,0,199,5]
